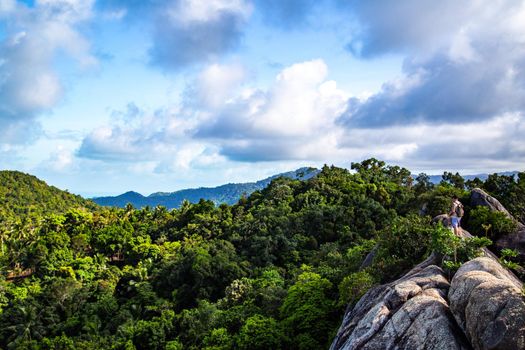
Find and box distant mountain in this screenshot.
[425,171,520,184]
[93,167,320,209]
[0,170,98,220]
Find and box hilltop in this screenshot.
[0,170,97,221]
[92,167,320,208]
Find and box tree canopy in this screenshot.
[0,161,523,349]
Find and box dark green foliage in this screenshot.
[280,271,336,350]
[467,206,518,239]
[417,183,467,218]
[481,172,525,224]
[414,173,434,196]
[372,215,435,281]
[441,171,466,189]
[0,160,522,349]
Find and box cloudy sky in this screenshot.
[1,0,525,196]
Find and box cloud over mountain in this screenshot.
[77,59,349,165]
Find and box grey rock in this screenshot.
[495,228,525,262]
[470,188,525,262]
[470,188,514,220]
[359,245,378,271]
[330,254,471,350]
[449,257,525,350]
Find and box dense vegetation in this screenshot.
[0,171,97,223]
[0,160,523,349]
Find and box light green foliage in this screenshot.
[203,328,233,350]
[280,272,336,350]
[338,271,376,307]
[0,170,97,222]
[237,315,283,350]
[165,340,184,350]
[467,206,518,239]
[499,248,522,271]
[430,224,492,270]
[345,239,376,271]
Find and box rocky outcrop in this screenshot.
[330,254,471,350]
[470,188,525,262]
[470,188,515,220]
[449,257,525,350]
[331,189,525,350]
[331,230,524,350]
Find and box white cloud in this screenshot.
[46,145,75,171]
[77,51,525,176]
[171,0,252,24]
[339,0,525,129]
[193,59,350,161]
[0,0,96,144]
[0,0,16,15]
[190,63,247,108]
[78,59,350,166]
[104,0,254,70]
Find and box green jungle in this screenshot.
[1,159,524,350]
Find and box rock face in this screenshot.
[470,188,525,262]
[331,189,525,350]
[331,244,524,350]
[449,257,525,350]
[470,188,515,220]
[330,254,471,350]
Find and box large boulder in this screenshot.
[495,228,525,262]
[449,257,525,350]
[470,188,525,262]
[330,254,471,350]
[470,188,515,220]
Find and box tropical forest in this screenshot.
[1,159,524,349]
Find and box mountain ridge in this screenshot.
[93,169,521,209]
[92,167,320,208]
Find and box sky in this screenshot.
[1,0,525,197]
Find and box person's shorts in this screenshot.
[451,216,461,228]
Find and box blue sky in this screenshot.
[1,0,525,196]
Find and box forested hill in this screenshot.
[93,167,320,208]
[0,160,524,349]
[0,170,97,221]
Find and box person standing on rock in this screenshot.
[449,195,464,236]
